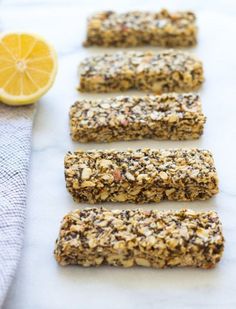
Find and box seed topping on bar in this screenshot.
[70,93,206,142]
[64,148,219,203]
[84,9,197,47]
[54,208,224,269]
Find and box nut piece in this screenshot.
[81,181,95,187]
[125,172,135,181]
[113,169,122,182]
[159,171,168,180]
[99,159,113,168]
[54,208,224,269]
[81,167,92,180]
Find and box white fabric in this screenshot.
[0,104,35,307]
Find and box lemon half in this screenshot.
[0,32,58,106]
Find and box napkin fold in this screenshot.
[0,104,35,306]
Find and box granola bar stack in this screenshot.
[54,9,224,269]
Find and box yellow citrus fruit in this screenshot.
[0,32,57,105]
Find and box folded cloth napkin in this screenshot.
[0,104,35,306]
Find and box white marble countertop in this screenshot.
[1,0,236,308]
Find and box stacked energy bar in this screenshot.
[79,50,204,93]
[64,148,218,203]
[54,9,224,269]
[70,93,206,142]
[84,10,197,47]
[55,208,224,269]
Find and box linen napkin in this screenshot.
[0,104,35,306]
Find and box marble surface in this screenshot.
[1,0,236,308]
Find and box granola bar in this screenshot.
[78,50,204,93]
[54,208,224,269]
[70,93,206,142]
[64,148,218,203]
[84,10,197,47]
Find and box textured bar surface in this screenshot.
[78,50,203,93]
[70,93,206,142]
[84,10,197,47]
[64,148,218,203]
[54,208,224,269]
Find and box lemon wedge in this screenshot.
[0,32,57,106]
